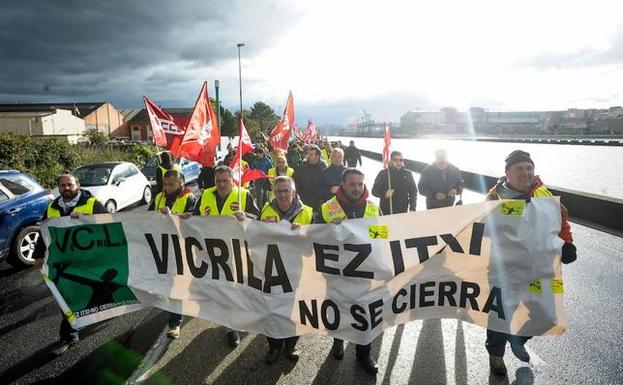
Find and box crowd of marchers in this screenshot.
[33,136,577,377]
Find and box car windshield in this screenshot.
[0,175,43,195]
[73,164,115,186]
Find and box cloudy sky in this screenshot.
[1,0,622,125]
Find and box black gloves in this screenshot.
[561,242,577,264]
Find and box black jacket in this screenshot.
[372,167,417,214]
[34,189,107,260]
[344,145,362,167]
[292,160,327,210]
[318,164,347,201]
[418,163,464,209]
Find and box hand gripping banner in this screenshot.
[39,199,567,344]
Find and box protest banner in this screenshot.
[39,199,567,344]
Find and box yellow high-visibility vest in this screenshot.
[494,185,553,200]
[47,197,96,218]
[320,196,379,223]
[267,167,294,178]
[153,191,193,214]
[260,202,313,225]
[159,164,182,179]
[198,186,248,216]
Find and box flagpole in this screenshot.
[237,43,245,207]
[387,166,393,215]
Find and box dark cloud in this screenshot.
[0,0,301,106]
[514,24,623,70]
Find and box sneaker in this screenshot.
[511,342,531,362]
[284,347,300,360]
[489,355,507,376]
[52,337,79,356]
[265,348,281,364]
[356,354,379,375]
[167,325,180,339]
[330,340,344,360]
[228,331,240,348]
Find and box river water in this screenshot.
[331,136,623,199]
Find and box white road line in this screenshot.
[125,329,171,385]
[525,346,547,367]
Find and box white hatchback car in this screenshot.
[63,162,152,213]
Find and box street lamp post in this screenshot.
[237,43,245,123]
[215,79,221,150]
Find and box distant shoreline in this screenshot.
[330,134,623,146]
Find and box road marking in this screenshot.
[125,328,171,384]
[525,346,547,367]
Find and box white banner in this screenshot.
[41,199,567,344]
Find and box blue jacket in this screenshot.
[250,156,273,174]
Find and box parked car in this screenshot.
[0,170,53,266]
[54,162,152,213]
[141,152,201,185]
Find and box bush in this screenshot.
[83,128,108,144]
[0,134,159,189]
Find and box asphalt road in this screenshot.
[1,160,622,384]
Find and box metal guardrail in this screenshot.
[360,149,623,237]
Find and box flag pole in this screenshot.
[387,165,393,215]
[237,43,245,208]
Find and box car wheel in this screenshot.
[10,225,40,266]
[142,186,152,205]
[105,200,117,214]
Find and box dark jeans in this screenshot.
[333,338,371,355]
[267,336,299,351]
[168,312,183,327]
[60,314,78,342]
[486,329,531,357]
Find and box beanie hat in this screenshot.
[505,150,534,171]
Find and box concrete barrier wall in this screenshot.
[360,149,623,237]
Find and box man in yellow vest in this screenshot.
[193,165,260,347]
[315,168,381,375]
[485,150,577,376]
[148,169,197,339]
[260,175,313,364]
[155,151,182,195]
[266,155,294,201]
[33,174,107,355]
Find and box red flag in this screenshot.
[176,81,220,166]
[143,96,175,148]
[303,119,318,143]
[241,168,268,185]
[382,123,391,168]
[269,91,294,151]
[293,123,304,141]
[229,119,258,186]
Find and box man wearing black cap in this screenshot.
[485,149,577,376]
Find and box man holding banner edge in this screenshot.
[485,149,577,376]
[33,174,108,356]
[315,168,382,375]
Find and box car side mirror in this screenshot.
[114,177,126,186]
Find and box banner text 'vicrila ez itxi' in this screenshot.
[40,199,567,345]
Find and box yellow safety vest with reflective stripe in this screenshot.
[47,197,96,218]
[267,167,295,200]
[153,191,193,214]
[199,187,248,216]
[494,185,553,200]
[320,196,379,223]
[260,202,313,225]
[321,149,330,165]
[159,164,182,179]
[267,167,294,178]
